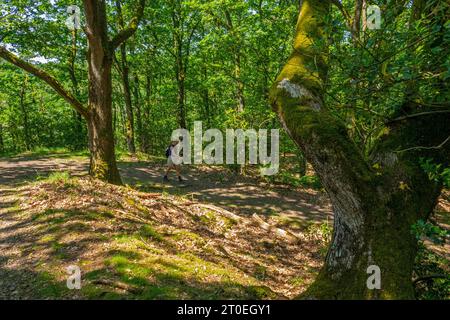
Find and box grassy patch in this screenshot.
[265,171,322,189]
[11,173,317,300]
[140,225,164,242]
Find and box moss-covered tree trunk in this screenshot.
[86,55,121,185]
[269,0,449,299]
[84,0,122,184]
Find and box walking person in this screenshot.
[163,139,185,182]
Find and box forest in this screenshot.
[0,0,449,301]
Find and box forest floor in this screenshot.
[0,151,448,299]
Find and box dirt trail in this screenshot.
[0,155,332,226]
[0,154,332,299]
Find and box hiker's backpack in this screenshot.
[165,146,171,158]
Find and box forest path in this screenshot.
[0,154,332,228]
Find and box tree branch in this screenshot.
[413,274,448,285]
[0,46,88,118]
[386,110,450,124]
[394,135,450,153]
[110,0,146,50]
[330,0,353,32]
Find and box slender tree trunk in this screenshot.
[361,0,367,32]
[269,0,449,299]
[176,70,186,129]
[19,75,31,151]
[133,73,144,153]
[234,51,245,113]
[68,28,85,150]
[224,9,245,113]
[139,73,152,153]
[172,5,187,129]
[145,73,153,152]
[0,123,4,153]
[203,89,211,128]
[115,0,136,155]
[118,44,136,155]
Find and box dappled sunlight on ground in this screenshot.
[0,171,328,299]
[1,154,447,299]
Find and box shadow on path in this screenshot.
[0,155,332,226]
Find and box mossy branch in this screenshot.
[110,0,146,50]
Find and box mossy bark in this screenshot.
[270,0,449,299]
[85,0,122,185]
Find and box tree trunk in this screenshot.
[140,73,152,153]
[269,0,449,299]
[19,75,31,151]
[133,73,144,153]
[84,0,122,184]
[0,123,4,153]
[234,51,245,113]
[172,4,187,129]
[116,0,136,155]
[86,60,121,184]
[118,44,136,155]
[68,28,85,150]
[224,9,245,113]
[203,89,211,128]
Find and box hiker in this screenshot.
[163,139,185,182]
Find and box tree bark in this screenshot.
[269,0,449,299]
[115,0,136,155]
[171,0,187,129]
[117,44,136,155]
[0,123,3,153]
[133,73,144,152]
[68,28,85,150]
[234,51,245,113]
[140,73,152,153]
[19,75,31,151]
[84,0,122,184]
[224,9,245,113]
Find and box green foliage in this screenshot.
[412,215,449,299]
[0,0,299,158]
[139,225,164,242]
[266,170,322,189]
[420,158,450,188]
[414,243,450,300]
[411,219,448,245]
[307,221,332,245]
[44,171,71,184]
